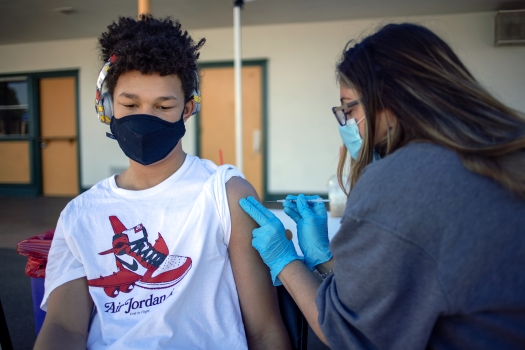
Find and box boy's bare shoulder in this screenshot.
[225,176,260,203]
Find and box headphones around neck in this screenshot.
[95,54,201,125]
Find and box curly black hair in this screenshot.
[98,15,205,102]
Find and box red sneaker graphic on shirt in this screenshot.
[88,216,192,297]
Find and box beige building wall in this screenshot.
[0,12,524,193]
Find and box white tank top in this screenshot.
[42,155,248,349]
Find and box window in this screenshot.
[0,77,29,136]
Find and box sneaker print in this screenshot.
[88,216,192,297]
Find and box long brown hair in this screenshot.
[336,23,525,198]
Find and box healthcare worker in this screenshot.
[240,23,525,349]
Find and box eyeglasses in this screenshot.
[332,100,359,126]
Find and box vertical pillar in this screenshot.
[234,1,243,172]
[138,0,151,16]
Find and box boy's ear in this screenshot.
[183,100,196,122]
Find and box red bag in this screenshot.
[17,229,55,278]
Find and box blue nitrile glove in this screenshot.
[239,196,301,286]
[283,194,332,270]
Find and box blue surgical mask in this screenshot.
[338,118,382,162]
[338,119,362,160]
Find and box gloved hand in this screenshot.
[239,196,301,286]
[283,194,332,270]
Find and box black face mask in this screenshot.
[109,113,186,165]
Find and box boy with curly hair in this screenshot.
[35,15,290,349]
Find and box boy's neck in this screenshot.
[115,143,187,191]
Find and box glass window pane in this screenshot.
[0,109,29,135]
[0,77,29,136]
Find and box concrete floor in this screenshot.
[0,196,329,350]
[1,248,37,350]
[0,196,71,350]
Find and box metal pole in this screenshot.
[233,1,243,172]
[138,0,151,16]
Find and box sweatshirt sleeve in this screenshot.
[315,217,449,350]
[41,210,87,311]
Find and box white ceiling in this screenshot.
[0,0,520,45]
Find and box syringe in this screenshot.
[266,199,330,203]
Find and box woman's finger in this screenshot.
[239,198,269,226]
[283,206,302,223]
[311,201,328,216]
[296,194,314,216]
[246,196,277,221]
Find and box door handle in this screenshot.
[39,136,77,145]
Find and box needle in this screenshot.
[266,199,330,203]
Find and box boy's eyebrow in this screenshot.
[117,93,178,102]
[118,92,139,99]
[155,96,178,102]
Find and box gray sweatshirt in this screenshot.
[316,142,525,349]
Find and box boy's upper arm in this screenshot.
[226,176,290,348]
[35,277,93,349]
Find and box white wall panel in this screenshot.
[0,12,523,192]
